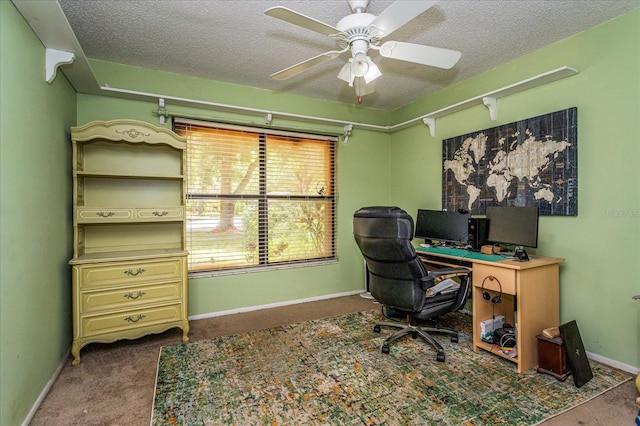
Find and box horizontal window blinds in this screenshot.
[174,119,337,273]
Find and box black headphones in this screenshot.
[481,275,502,304]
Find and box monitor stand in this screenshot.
[428,240,446,247]
[514,246,530,261]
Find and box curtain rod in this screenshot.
[99,65,578,138]
[99,85,392,133]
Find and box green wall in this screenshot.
[76,61,395,316]
[0,2,77,425]
[2,3,638,424]
[390,11,640,368]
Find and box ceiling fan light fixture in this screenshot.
[351,52,369,77]
[338,55,380,87]
[338,61,354,84]
[363,57,381,83]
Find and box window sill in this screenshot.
[188,258,339,279]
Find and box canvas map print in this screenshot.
[442,108,577,216]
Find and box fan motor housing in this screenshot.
[348,0,370,13]
[337,13,376,33]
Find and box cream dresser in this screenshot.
[69,120,189,365]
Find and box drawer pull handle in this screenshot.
[124,291,146,300]
[124,314,146,323]
[96,211,115,217]
[124,268,146,276]
[153,211,169,217]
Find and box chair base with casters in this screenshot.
[374,316,460,362]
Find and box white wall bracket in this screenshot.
[152,98,169,124]
[45,49,75,83]
[391,66,579,137]
[265,113,273,125]
[422,117,436,137]
[343,124,353,144]
[482,96,498,121]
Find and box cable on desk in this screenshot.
[458,250,473,267]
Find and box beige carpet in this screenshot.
[152,310,630,425]
[30,295,638,425]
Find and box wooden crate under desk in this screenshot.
[536,334,571,381]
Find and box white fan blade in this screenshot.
[370,1,436,38]
[265,6,340,37]
[379,41,461,69]
[271,50,342,80]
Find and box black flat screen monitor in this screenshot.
[414,209,470,246]
[486,206,539,260]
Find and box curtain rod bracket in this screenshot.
[152,98,169,124]
[343,124,353,144]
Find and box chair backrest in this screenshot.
[353,206,431,312]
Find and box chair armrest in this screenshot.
[428,267,470,280]
[420,267,470,293]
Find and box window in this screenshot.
[174,119,337,275]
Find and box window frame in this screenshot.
[174,118,338,277]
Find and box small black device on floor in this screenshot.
[493,324,516,348]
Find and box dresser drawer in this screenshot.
[79,258,183,289]
[136,207,183,221]
[77,208,133,222]
[81,303,183,337]
[473,263,516,295]
[81,281,182,314]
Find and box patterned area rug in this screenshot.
[152,310,630,425]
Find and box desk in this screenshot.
[416,247,565,373]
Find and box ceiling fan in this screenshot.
[265,0,461,103]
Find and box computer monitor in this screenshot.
[486,206,539,261]
[414,209,470,246]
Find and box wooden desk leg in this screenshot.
[516,265,560,373]
[472,284,482,353]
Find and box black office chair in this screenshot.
[353,206,471,362]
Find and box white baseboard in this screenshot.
[22,349,70,426]
[188,289,365,320]
[587,351,640,375]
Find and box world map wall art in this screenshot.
[442,107,577,216]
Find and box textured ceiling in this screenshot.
[57,0,639,110]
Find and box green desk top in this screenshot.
[416,246,505,262]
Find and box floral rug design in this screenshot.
[152,310,630,425]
